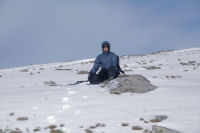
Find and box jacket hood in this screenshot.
[101,41,110,53]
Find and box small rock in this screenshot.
[144,66,161,70]
[96,123,106,127]
[33,127,40,132]
[43,81,59,86]
[150,119,162,123]
[155,115,168,121]
[49,125,57,129]
[131,126,143,130]
[9,112,15,116]
[85,129,93,133]
[60,124,65,127]
[123,64,128,68]
[20,69,29,72]
[121,123,129,127]
[17,116,28,121]
[56,68,72,71]
[50,129,64,133]
[77,70,89,75]
[89,125,96,129]
[188,61,196,65]
[140,118,144,121]
[9,130,22,133]
[144,120,149,123]
[40,68,45,70]
[165,75,182,79]
[150,115,167,123]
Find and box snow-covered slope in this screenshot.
[0,47,200,133]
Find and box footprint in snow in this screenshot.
[32,107,38,110]
[47,116,56,124]
[83,96,88,99]
[62,104,71,110]
[67,91,76,95]
[75,110,81,115]
[62,97,70,103]
[66,88,72,91]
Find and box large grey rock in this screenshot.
[152,125,181,133]
[104,74,157,94]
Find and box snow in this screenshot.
[0,47,200,133]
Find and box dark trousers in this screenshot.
[89,66,119,84]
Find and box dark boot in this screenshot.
[107,66,119,79]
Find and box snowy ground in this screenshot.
[0,47,200,133]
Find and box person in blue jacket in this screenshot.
[88,41,120,84]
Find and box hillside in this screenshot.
[0,47,200,133]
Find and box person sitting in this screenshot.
[88,41,120,84]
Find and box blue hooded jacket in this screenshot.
[90,41,119,74]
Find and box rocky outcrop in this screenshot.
[103,74,157,94]
[152,125,181,133]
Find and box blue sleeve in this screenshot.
[112,54,118,69]
[90,55,101,74]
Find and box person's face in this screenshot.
[103,46,109,52]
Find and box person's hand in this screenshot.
[88,72,94,81]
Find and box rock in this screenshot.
[131,125,143,130]
[43,81,59,86]
[49,125,57,129]
[121,123,129,127]
[155,115,168,121]
[33,127,40,132]
[150,115,168,123]
[144,66,161,70]
[85,129,93,133]
[9,112,15,116]
[89,125,96,129]
[50,129,64,133]
[140,118,144,121]
[9,130,22,133]
[103,75,157,94]
[152,125,181,133]
[60,124,65,127]
[56,68,72,71]
[17,116,28,121]
[77,70,89,75]
[20,69,29,72]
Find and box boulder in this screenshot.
[103,74,157,94]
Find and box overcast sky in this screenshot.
[0,0,200,69]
